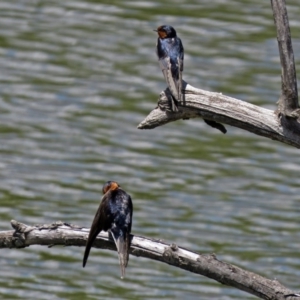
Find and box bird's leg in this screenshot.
[158,88,179,112]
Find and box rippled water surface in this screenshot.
[1,1,300,299]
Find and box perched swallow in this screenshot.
[83,181,133,279]
[155,25,184,112]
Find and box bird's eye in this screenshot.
[102,181,112,194]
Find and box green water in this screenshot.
[0,1,300,299]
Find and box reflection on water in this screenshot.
[0,0,300,299]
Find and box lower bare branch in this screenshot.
[0,220,298,299]
[138,82,300,149]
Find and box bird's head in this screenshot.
[154,25,177,39]
[102,181,120,194]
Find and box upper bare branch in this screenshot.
[271,0,298,116]
[138,1,300,148]
[138,82,300,148]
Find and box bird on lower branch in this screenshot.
[83,181,133,279]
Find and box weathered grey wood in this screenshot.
[139,1,300,147]
[271,0,299,116]
[0,220,299,300]
[138,82,300,148]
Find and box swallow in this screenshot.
[155,25,184,112]
[83,181,133,279]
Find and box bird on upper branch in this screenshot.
[154,25,227,133]
[155,24,183,112]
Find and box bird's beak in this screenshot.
[153,29,157,32]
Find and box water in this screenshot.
[0,1,300,299]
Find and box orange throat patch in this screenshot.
[157,28,167,39]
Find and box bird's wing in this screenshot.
[177,56,183,102]
[110,193,132,278]
[83,196,109,267]
[177,37,184,102]
[159,56,180,101]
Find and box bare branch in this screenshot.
[0,220,299,299]
[138,82,300,148]
[138,2,300,146]
[271,0,299,116]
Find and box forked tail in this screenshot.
[110,231,130,279]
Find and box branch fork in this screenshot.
[139,0,300,149]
